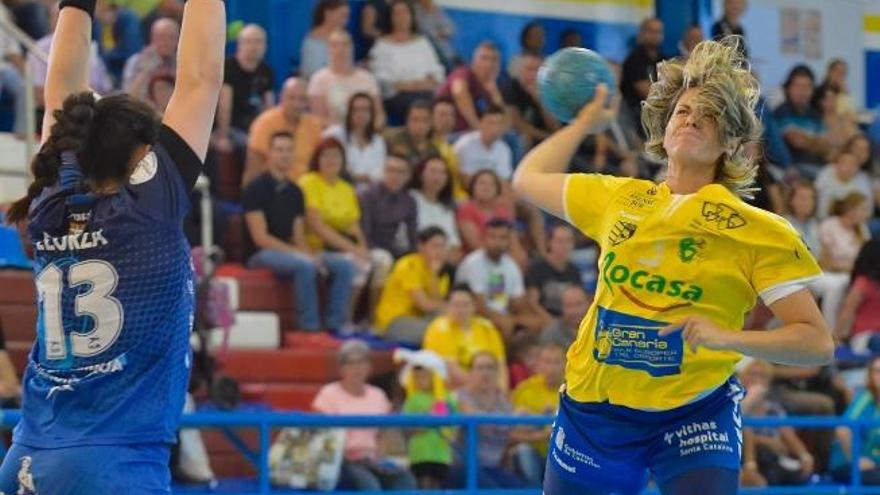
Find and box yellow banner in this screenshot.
[866,15,880,33]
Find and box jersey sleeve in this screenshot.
[126,125,201,223]
[563,173,632,240]
[750,217,822,304]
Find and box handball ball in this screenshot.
[538,47,616,123]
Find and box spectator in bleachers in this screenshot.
[834,240,880,352]
[711,0,748,57]
[31,2,113,107]
[312,339,418,490]
[146,71,174,114]
[409,155,462,262]
[436,41,504,132]
[510,341,564,486]
[818,58,856,118]
[745,151,785,214]
[815,151,873,219]
[122,16,178,102]
[398,348,456,490]
[423,284,507,390]
[620,18,663,136]
[679,24,703,59]
[828,356,880,485]
[540,285,591,349]
[813,84,859,157]
[774,65,830,175]
[243,131,355,332]
[359,154,417,259]
[375,226,450,344]
[453,104,512,187]
[508,332,538,387]
[308,30,385,128]
[0,5,26,136]
[300,0,350,79]
[455,351,525,489]
[429,98,467,200]
[358,0,391,59]
[820,193,871,275]
[525,225,581,323]
[787,180,851,330]
[507,21,545,79]
[300,137,390,322]
[214,24,274,155]
[456,170,514,252]
[412,0,457,69]
[386,99,437,167]
[560,28,582,49]
[504,53,560,151]
[245,77,324,184]
[94,0,143,81]
[369,0,444,125]
[456,218,539,336]
[739,360,815,486]
[324,92,387,188]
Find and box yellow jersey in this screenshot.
[563,175,821,410]
[422,315,506,369]
[298,172,361,250]
[511,374,560,455]
[374,253,450,332]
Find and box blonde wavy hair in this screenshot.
[641,36,763,198]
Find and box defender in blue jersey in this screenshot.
[0,1,225,493]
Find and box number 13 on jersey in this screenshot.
[35,260,124,361]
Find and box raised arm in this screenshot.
[42,2,93,143]
[162,0,226,162]
[511,85,615,219]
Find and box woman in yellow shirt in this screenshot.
[513,38,833,495]
[375,227,450,344]
[299,137,390,320]
[422,285,508,391]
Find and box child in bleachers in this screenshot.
[396,349,456,489]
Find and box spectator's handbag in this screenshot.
[268,427,345,491]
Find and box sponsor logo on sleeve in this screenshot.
[700,201,746,230]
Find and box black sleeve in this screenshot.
[524,260,543,289]
[158,124,203,192]
[222,57,238,86]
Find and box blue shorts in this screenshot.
[544,377,745,495]
[0,442,171,495]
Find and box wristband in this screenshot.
[59,0,97,18]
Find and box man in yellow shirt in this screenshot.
[244,77,324,185]
[510,342,565,486]
[513,39,833,495]
[375,227,450,344]
[422,285,508,390]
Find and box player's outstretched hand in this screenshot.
[659,315,732,353]
[573,84,619,134]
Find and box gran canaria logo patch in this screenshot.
[593,307,682,377]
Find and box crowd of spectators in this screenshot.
[0,0,879,490]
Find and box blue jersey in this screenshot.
[14,125,201,449]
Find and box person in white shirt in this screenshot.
[815,151,873,219]
[409,155,462,262]
[323,92,387,189]
[453,103,512,186]
[308,29,384,128]
[455,218,544,336]
[368,0,444,125]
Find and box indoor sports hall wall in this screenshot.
[866,4,880,109]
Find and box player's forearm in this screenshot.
[45,7,92,109]
[727,323,834,366]
[514,118,590,179]
[176,0,225,90]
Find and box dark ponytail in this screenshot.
[6,92,159,224]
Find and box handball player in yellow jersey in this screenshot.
[513,38,834,495]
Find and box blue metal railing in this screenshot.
[1,410,879,494]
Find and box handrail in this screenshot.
[0,410,877,494]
